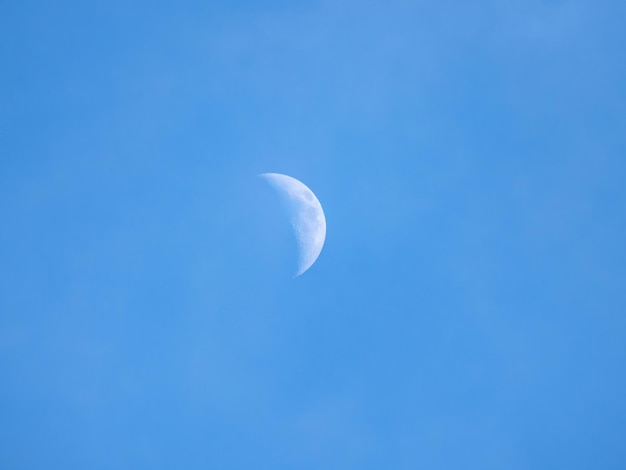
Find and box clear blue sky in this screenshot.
[1,1,626,468]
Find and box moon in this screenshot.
[259,173,326,277]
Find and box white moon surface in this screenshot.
[259,173,326,277]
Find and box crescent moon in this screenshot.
[259,173,326,277]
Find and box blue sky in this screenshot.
[1,0,626,468]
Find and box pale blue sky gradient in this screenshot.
[1,1,626,468]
